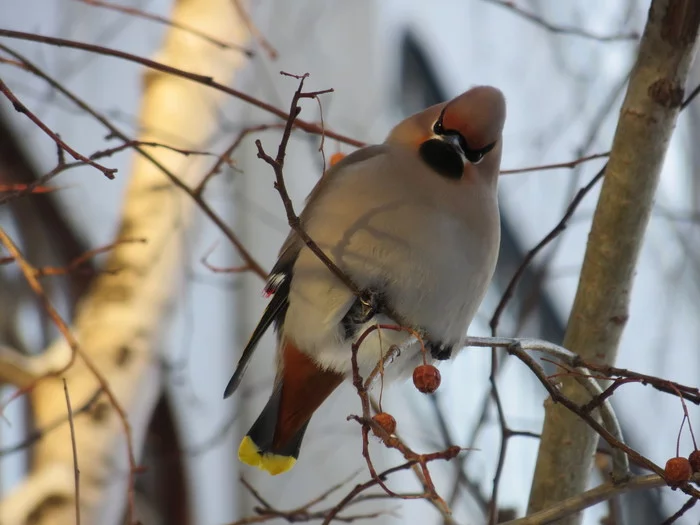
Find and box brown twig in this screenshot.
[500,152,609,175]
[574,361,700,406]
[0,30,365,147]
[487,352,509,525]
[0,138,225,199]
[490,164,606,334]
[254,73,362,296]
[230,0,278,59]
[503,342,700,498]
[2,238,147,277]
[77,0,254,56]
[0,228,141,524]
[0,388,103,457]
[194,123,286,196]
[427,395,488,517]
[480,0,639,41]
[0,44,268,281]
[254,73,411,328]
[321,462,423,525]
[346,324,462,515]
[200,242,252,274]
[659,497,698,525]
[230,472,392,524]
[89,140,221,162]
[63,378,81,525]
[0,78,116,179]
[35,238,147,277]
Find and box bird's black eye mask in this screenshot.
[431,105,496,165]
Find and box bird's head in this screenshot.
[387,86,506,183]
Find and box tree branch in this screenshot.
[0,29,364,148]
[504,474,700,525]
[0,1,251,523]
[528,1,700,519]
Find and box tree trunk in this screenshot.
[527,1,700,523]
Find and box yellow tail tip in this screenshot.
[238,436,296,475]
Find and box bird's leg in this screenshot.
[341,289,383,339]
[342,292,453,361]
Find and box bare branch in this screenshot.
[480,0,639,42]
[76,0,254,56]
[0,43,269,280]
[230,0,278,59]
[0,29,365,147]
[62,379,81,525]
[500,152,608,175]
[504,474,700,525]
[0,79,116,179]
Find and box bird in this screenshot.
[224,85,506,475]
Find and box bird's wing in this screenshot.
[223,259,292,398]
[223,145,389,398]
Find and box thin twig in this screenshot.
[503,474,700,525]
[63,378,81,525]
[89,140,221,162]
[230,0,278,59]
[488,354,509,525]
[480,0,639,42]
[0,30,364,147]
[0,44,268,280]
[659,497,698,525]
[254,73,362,296]
[500,152,609,175]
[194,123,286,196]
[0,228,141,523]
[347,324,461,514]
[490,165,606,333]
[0,78,116,179]
[0,388,103,457]
[77,0,254,56]
[34,238,147,277]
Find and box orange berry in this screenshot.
[372,412,396,436]
[329,152,346,167]
[665,457,692,487]
[688,450,700,473]
[413,364,441,394]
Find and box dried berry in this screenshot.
[665,457,692,487]
[372,412,396,436]
[329,152,346,167]
[688,450,700,473]
[413,364,441,394]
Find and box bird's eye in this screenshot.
[465,151,485,165]
[464,141,496,165]
[432,106,448,136]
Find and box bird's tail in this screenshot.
[238,340,344,475]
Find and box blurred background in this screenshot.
[1,0,699,524]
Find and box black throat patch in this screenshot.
[418,138,464,180]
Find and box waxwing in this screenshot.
[224,85,506,475]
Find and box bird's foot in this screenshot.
[426,340,453,360]
[341,289,384,338]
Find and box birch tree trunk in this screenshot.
[527,1,700,523]
[0,1,248,523]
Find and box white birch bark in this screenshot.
[0,0,248,523]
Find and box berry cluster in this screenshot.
[664,450,700,487]
[371,364,442,438]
